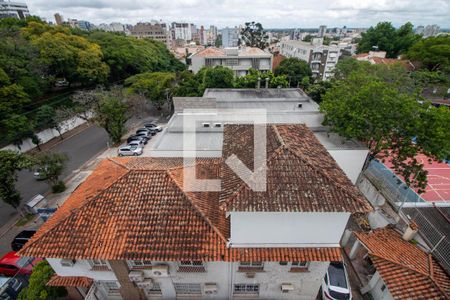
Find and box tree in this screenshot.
[357,22,420,58]
[302,34,313,42]
[201,66,235,91]
[35,105,63,139]
[234,69,289,88]
[320,69,450,192]
[0,150,33,213]
[239,22,269,49]
[173,71,203,97]
[124,72,176,109]
[95,90,129,144]
[4,115,35,150]
[18,260,67,300]
[306,80,333,103]
[406,36,450,72]
[274,58,312,87]
[33,152,68,193]
[215,34,222,47]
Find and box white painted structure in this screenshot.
[229,212,350,247]
[0,0,29,19]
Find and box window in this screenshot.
[233,284,259,295]
[279,261,288,266]
[238,261,264,272]
[214,123,222,128]
[101,281,120,295]
[174,283,201,295]
[180,261,204,267]
[89,259,110,270]
[225,58,238,66]
[144,282,162,296]
[178,261,205,272]
[381,284,386,292]
[202,122,210,128]
[291,261,308,267]
[128,260,152,268]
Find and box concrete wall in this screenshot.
[1,113,92,153]
[362,271,395,300]
[357,176,387,207]
[48,259,328,299]
[328,149,368,184]
[173,97,217,112]
[229,212,350,247]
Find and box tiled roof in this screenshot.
[220,124,372,213]
[194,47,225,57]
[47,275,93,288]
[19,157,341,261]
[355,228,450,300]
[20,124,368,261]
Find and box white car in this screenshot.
[321,262,352,300]
[118,145,143,156]
[128,140,145,148]
[144,123,163,132]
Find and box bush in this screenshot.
[18,260,67,300]
[51,181,66,193]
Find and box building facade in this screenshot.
[54,13,63,25]
[280,39,341,80]
[131,22,169,45]
[318,25,327,38]
[171,22,195,41]
[222,27,239,47]
[0,0,29,19]
[189,47,273,76]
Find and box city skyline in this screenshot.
[25,0,450,28]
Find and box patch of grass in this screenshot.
[16,213,35,227]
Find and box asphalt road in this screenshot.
[0,125,109,227]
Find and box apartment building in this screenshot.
[189,47,272,76]
[131,22,169,45]
[280,39,341,80]
[19,88,372,300]
[0,0,29,19]
[222,27,239,47]
[171,22,195,41]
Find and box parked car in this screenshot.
[0,276,27,300]
[118,145,143,157]
[127,135,148,145]
[136,128,152,136]
[134,132,150,141]
[128,140,144,148]
[11,230,36,252]
[33,167,47,180]
[144,123,163,132]
[0,252,41,277]
[321,262,352,300]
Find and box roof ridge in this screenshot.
[284,145,370,211]
[221,144,285,211]
[166,168,228,244]
[108,157,131,170]
[19,167,131,257]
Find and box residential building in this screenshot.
[346,228,450,300]
[97,22,127,33]
[318,25,327,38]
[130,22,169,45]
[54,13,63,25]
[19,88,373,300]
[280,39,341,80]
[423,24,440,37]
[76,20,94,31]
[171,22,195,41]
[199,25,206,45]
[354,51,415,71]
[222,26,239,47]
[208,25,218,44]
[0,0,29,19]
[188,47,273,76]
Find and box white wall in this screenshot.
[362,271,394,300]
[328,149,368,184]
[229,212,350,247]
[47,258,117,281]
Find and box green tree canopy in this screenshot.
[406,36,450,72]
[320,67,450,192]
[200,66,235,90]
[239,22,269,49]
[33,152,68,192]
[234,69,289,88]
[274,58,312,88]
[357,22,420,58]
[18,260,67,300]
[0,150,33,210]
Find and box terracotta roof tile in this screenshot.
[47,275,93,288]
[356,228,450,299]
[221,124,372,213]
[193,47,225,57]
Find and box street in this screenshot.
[0,125,109,227]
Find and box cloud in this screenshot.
[26,0,449,28]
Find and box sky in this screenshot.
[26,0,450,28]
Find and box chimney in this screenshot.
[402,222,418,241]
[265,77,269,89]
[257,77,261,89]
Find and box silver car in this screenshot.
[128,140,145,148]
[118,145,143,156]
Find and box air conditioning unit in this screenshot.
[60,259,75,267]
[204,283,218,295]
[246,272,255,278]
[128,270,144,282]
[151,265,169,277]
[136,278,153,288]
[281,283,294,293]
